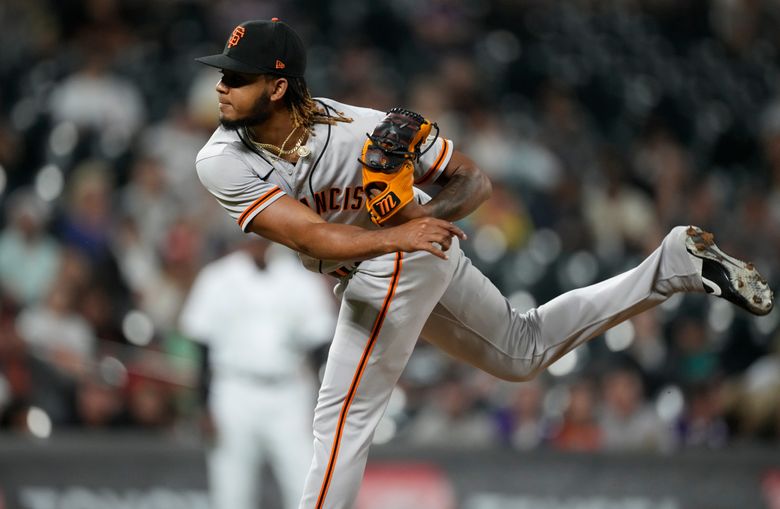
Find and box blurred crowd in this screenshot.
[0,0,779,453]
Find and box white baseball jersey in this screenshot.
[195,98,705,509]
[179,249,334,377]
[180,248,336,509]
[196,98,453,275]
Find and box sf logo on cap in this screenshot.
[228,26,246,48]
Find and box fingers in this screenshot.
[415,217,467,240]
[395,217,467,259]
[434,220,467,241]
[442,221,467,240]
[422,244,449,260]
[406,232,448,260]
[417,226,457,260]
[430,222,460,250]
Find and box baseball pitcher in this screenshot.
[194,19,774,509]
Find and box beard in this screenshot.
[220,91,272,130]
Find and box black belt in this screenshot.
[328,261,361,279]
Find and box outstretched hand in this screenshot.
[386,217,466,260]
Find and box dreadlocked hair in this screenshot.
[283,77,352,132]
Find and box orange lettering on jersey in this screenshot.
[227,26,246,48]
[350,186,364,210]
[299,197,311,208]
[314,191,328,215]
[329,188,341,211]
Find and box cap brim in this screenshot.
[195,54,264,74]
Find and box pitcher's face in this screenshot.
[216,71,272,129]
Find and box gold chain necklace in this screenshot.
[249,126,308,157]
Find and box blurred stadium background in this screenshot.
[1,0,780,508]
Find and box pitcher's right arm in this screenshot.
[245,194,465,261]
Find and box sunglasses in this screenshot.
[220,71,262,88]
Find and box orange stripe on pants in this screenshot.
[314,252,403,509]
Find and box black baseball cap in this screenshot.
[195,18,306,78]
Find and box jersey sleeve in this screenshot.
[414,135,454,186]
[196,153,285,232]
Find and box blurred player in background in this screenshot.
[179,238,336,509]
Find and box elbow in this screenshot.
[466,164,492,205]
[480,171,493,203]
[455,163,492,205]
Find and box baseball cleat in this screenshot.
[685,226,774,316]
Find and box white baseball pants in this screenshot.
[209,375,315,509]
[298,226,703,508]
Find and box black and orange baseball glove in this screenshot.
[359,108,437,225]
